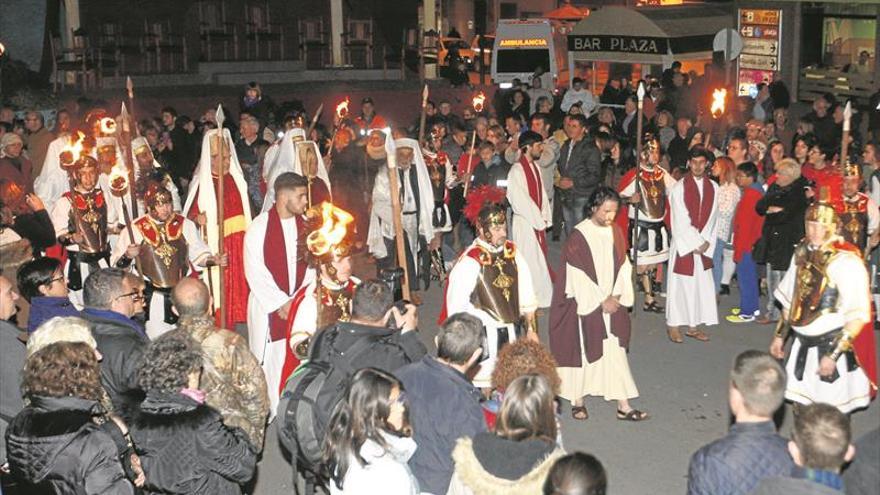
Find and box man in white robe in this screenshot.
[666,147,719,343]
[244,172,315,415]
[262,128,331,211]
[506,131,553,308]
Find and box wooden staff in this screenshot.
[462,130,477,197]
[125,76,141,137]
[417,84,429,147]
[386,136,411,301]
[306,103,323,139]
[633,82,645,316]
[840,101,852,169]
[213,105,229,328]
[118,103,139,218]
[111,179,144,281]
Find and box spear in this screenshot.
[417,84,429,147]
[118,103,139,218]
[633,82,645,317]
[840,101,852,170]
[213,104,229,328]
[306,103,324,139]
[125,76,141,137]
[385,133,411,301]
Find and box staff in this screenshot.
[125,76,141,137]
[326,97,350,160]
[417,84,429,147]
[632,82,645,315]
[462,91,486,197]
[306,103,323,139]
[385,134,411,301]
[840,101,852,170]
[213,105,229,327]
[117,103,139,218]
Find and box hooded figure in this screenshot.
[261,128,331,212]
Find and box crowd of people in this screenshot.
[1,63,879,494]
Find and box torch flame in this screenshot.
[472,91,486,113]
[711,88,727,118]
[107,163,129,197]
[306,202,354,257]
[99,117,117,135]
[60,131,86,170]
[336,98,351,119]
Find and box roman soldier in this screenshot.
[836,163,879,255]
[131,136,181,212]
[279,202,360,391]
[442,186,538,388]
[112,184,223,339]
[770,190,878,413]
[49,156,118,307]
[617,137,676,312]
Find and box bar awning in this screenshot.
[567,5,734,64]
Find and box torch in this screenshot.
[840,101,852,170]
[108,162,144,279]
[59,131,87,232]
[707,88,727,150]
[326,97,350,160]
[117,102,139,218]
[462,91,486,197]
[632,82,646,312]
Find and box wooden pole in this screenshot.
[633,82,645,316]
[840,101,852,169]
[306,103,323,139]
[417,84,429,147]
[386,137,411,301]
[463,130,477,197]
[125,76,141,137]
[217,135,227,328]
[119,103,139,218]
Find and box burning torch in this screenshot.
[462,91,487,197]
[327,97,350,160]
[108,163,144,279]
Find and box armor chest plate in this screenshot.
[789,245,838,327]
[839,198,868,249]
[425,157,447,199]
[316,283,355,329]
[69,190,108,253]
[136,216,188,288]
[472,245,520,324]
[638,170,666,219]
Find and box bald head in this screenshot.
[171,278,211,317]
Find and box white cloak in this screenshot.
[506,158,553,308]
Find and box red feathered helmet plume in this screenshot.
[463,185,507,231]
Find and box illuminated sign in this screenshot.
[499,38,548,48]
[737,8,782,96]
[638,0,683,5]
[568,35,665,54]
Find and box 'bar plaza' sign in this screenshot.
[568,35,667,54]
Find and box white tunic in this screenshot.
[445,239,538,388]
[110,215,211,340]
[665,176,719,327]
[774,245,872,413]
[506,159,553,308]
[244,209,315,416]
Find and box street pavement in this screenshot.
[249,235,880,495]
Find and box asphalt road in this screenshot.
[248,237,880,495]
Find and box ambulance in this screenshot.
[491,19,557,89]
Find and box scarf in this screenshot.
[673,174,714,276]
[265,207,306,341]
[519,156,552,277]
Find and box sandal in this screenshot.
[571,406,589,421]
[617,409,650,421]
[643,300,664,313]
[685,329,710,342]
[667,327,683,343]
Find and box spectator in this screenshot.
[447,374,565,494]
[170,278,269,450]
[843,427,879,495]
[527,78,553,116]
[160,106,190,186]
[763,140,786,183]
[543,452,607,495]
[751,403,854,495]
[129,332,257,494]
[727,136,749,166]
[619,96,642,147]
[23,111,54,178]
[396,313,486,495]
[667,117,693,170]
[0,106,14,125]
[239,82,275,126]
[486,339,561,430]
[323,368,419,494]
[5,342,135,494]
[236,113,270,212]
[793,134,816,166]
[687,350,792,495]
[752,84,774,123]
[0,133,33,193]
[470,141,510,191]
[804,95,835,149]
[768,72,790,110]
[600,77,625,106]
[0,178,56,254]
[507,90,530,124]
[710,157,741,296]
[561,78,595,114]
[773,109,796,156]
[16,257,79,332]
[653,110,676,152]
[755,158,809,325]
[662,61,682,90]
[556,113,602,236]
[354,97,388,137]
[81,268,149,414]
[727,163,765,323]
[0,272,25,466]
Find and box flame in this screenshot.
[306,202,354,257]
[99,117,117,135]
[59,131,86,170]
[336,97,351,119]
[472,91,486,113]
[107,163,129,196]
[711,88,727,118]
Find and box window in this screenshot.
[496,49,551,74]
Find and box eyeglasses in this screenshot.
[47,275,64,285]
[115,291,145,303]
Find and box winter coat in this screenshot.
[557,137,603,202]
[397,356,487,495]
[687,421,794,495]
[27,296,80,333]
[843,427,879,495]
[82,309,148,417]
[0,320,26,463]
[755,176,810,269]
[329,431,420,495]
[129,391,257,495]
[733,183,765,262]
[446,433,564,495]
[4,395,133,495]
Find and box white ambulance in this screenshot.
[491,19,557,89]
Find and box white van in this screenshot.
[492,19,557,89]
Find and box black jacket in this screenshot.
[321,321,428,373]
[557,137,603,202]
[7,209,55,254]
[4,395,133,495]
[82,310,148,417]
[129,391,256,495]
[755,176,810,269]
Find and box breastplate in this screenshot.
[789,244,839,327]
[638,170,666,219]
[472,243,520,324]
[839,200,867,249]
[69,190,108,253]
[316,282,355,329]
[136,215,188,288]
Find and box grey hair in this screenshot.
[83,268,129,309]
[774,158,801,180]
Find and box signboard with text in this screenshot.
[737,8,782,96]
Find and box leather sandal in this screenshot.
[685,329,710,342]
[617,409,650,421]
[667,327,683,343]
[643,300,664,313]
[571,406,589,421]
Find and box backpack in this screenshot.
[276,323,380,475]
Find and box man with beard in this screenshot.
[836,163,879,255]
[442,190,538,389]
[112,184,222,339]
[506,131,553,308]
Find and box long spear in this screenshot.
[213,105,228,328]
[385,133,411,301]
[840,101,852,170]
[633,82,645,316]
[125,76,141,137]
[118,103,139,218]
[417,84,429,147]
[306,103,323,139]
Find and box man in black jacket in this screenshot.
[81,268,148,415]
[557,114,602,237]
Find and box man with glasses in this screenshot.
[81,268,148,413]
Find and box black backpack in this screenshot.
[276,323,379,475]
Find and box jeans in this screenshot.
[736,252,760,316]
[712,241,735,292]
[765,264,785,320]
[562,196,590,237]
